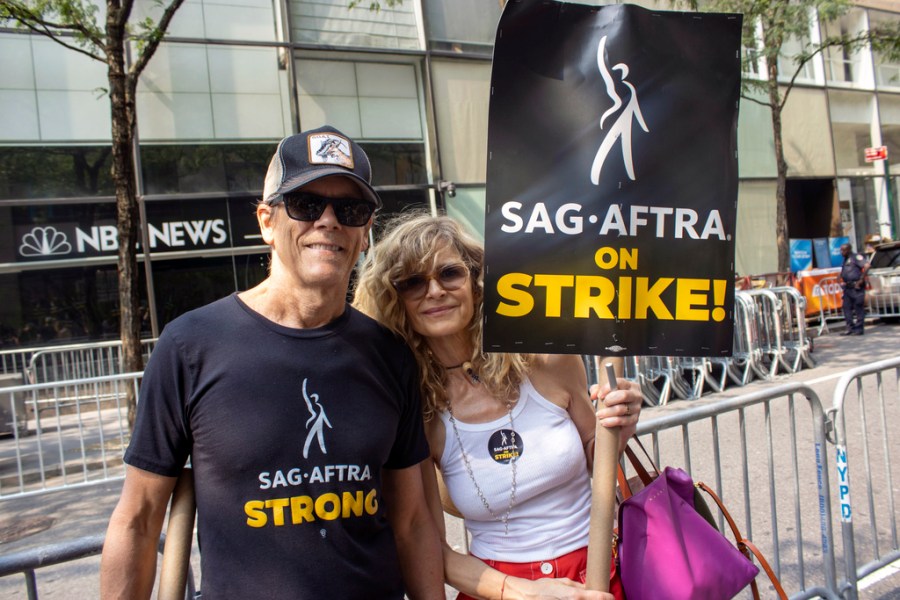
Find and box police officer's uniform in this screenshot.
[841,251,868,335]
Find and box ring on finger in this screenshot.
[624,404,630,416]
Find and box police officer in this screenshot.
[839,243,869,336]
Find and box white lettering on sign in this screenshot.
[76,226,119,252]
[836,444,851,523]
[499,201,728,241]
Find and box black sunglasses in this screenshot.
[392,263,471,300]
[274,191,375,227]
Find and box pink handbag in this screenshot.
[616,440,787,600]
[618,467,759,599]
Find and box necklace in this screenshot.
[445,361,480,384]
[446,397,518,534]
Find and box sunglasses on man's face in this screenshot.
[275,191,375,227]
[392,263,471,301]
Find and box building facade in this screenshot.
[0,0,897,349]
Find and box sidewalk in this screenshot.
[1,318,898,598]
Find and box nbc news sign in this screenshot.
[17,220,228,260]
[9,197,262,263]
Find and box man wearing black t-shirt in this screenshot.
[100,126,444,599]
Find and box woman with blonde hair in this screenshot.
[354,211,641,600]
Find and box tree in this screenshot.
[1,0,187,428]
[686,0,900,274]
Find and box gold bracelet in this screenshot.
[500,574,508,600]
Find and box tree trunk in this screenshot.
[768,64,790,275]
[107,6,144,430]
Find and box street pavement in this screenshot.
[0,318,898,599]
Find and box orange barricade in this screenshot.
[794,268,842,317]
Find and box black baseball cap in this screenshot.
[262,125,381,208]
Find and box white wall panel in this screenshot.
[211,93,285,138]
[356,63,417,98]
[37,91,111,141]
[0,36,35,89]
[359,98,420,138]
[296,61,358,96]
[137,92,215,140]
[298,95,362,137]
[0,90,40,141]
[139,44,211,94]
[207,47,281,94]
[32,39,106,91]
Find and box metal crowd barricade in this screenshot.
[866,269,900,319]
[728,291,762,387]
[0,533,197,600]
[744,288,791,380]
[26,339,157,385]
[769,286,815,373]
[633,382,840,599]
[583,286,819,408]
[827,356,900,600]
[0,373,140,499]
[813,276,845,336]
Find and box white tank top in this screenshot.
[439,378,591,561]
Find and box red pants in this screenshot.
[455,546,624,599]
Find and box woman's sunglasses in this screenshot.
[273,191,375,227]
[392,263,471,301]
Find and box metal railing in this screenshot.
[0,533,196,600]
[827,356,900,600]
[0,373,141,499]
[814,272,900,335]
[630,382,838,599]
[2,360,900,598]
[622,287,816,407]
[25,339,156,385]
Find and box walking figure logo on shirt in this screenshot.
[301,378,332,458]
[590,35,649,185]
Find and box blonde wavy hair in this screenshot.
[353,211,530,422]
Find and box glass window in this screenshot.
[0,146,115,200]
[444,187,485,243]
[296,59,424,142]
[735,180,778,276]
[829,89,879,176]
[423,0,502,54]
[140,143,274,195]
[371,188,432,236]
[0,266,150,350]
[737,90,776,178]
[782,87,834,177]
[151,255,267,325]
[363,142,427,186]
[820,8,873,88]
[847,177,879,250]
[290,0,421,50]
[135,0,278,43]
[137,44,291,141]
[777,33,816,84]
[431,60,491,184]
[870,11,900,90]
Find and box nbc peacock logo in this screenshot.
[19,226,72,257]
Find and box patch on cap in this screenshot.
[308,132,354,170]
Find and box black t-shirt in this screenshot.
[125,294,428,599]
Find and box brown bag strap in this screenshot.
[623,436,660,485]
[616,464,632,501]
[695,481,788,600]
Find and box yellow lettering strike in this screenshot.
[675,278,710,321]
[496,273,534,317]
